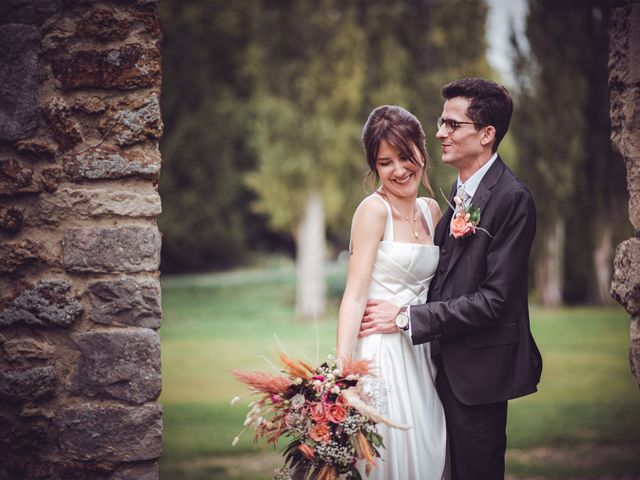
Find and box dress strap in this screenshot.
[371,192,394,241]
[417,198,435,239]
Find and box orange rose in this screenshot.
[451,214,476,238]
[308,423,331,443]
[326,404,347,424]
[298,443,315,459]
[309,402,326,422]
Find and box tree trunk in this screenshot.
[295,190,326,320]
[593,217,614,305]
[536,217,565,307]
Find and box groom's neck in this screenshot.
[457,151,494,183]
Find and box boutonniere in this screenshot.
[441,188,493,239]
[451,198,481,239]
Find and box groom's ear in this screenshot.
[480,125,496,148]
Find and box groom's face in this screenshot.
[436,97,485,171]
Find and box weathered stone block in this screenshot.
[57,403,162,462]
[76,8,132,42]
[631,317,640,381]
[609,5,632,88]
[36,185,161,224]
[0,366,57,401]
[99,95,162,146]
[0,406,55,455]
[72,95,106,114]
[0,207,23,233]
[629,4,640,83]
[611,238,640,315]
[0,158,35,194]
[44,97,83,152]
[0,239,45,273]
[14,137,58,158]
[64,145,161,180]
[0,24,39,141]
[3,338,55,363]
[51,44,161,90]
[63,227,161,273]
[0,0,60,25]
[111,462,158,480]
[88,277,161,329]
[39,165,62,192]
[73,329,161,404]
[0,158,61,195]
[0,280,82,327]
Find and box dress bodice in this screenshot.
[353,193,448,480]
[367,193,440,307]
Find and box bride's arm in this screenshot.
[336,198,387,364]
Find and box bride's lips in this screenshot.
[393,173,414,185]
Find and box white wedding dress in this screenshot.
[353,193,448,480]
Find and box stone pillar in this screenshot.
[0,1,163,478]
[609,0,640,383]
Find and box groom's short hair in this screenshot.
[442,78,513,153]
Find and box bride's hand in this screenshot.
[359,299,401,337]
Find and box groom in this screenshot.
[359,78,542,479]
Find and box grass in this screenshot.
[159,263,640,479]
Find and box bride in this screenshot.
[336,105,447,479]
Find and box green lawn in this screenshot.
[159,264,640,479]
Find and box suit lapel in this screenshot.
[439,157,506,285]
[434,181,457,247]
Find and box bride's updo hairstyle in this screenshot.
[362,105,433,196]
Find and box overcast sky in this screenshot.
[485,0,528,86]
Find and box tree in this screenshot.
[511,0,628,305]
[159,0,278,272]
[246,0,366,319]
[356,0,493,204]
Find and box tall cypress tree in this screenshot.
[511,0,628,305]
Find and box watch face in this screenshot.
[395,313,409,329]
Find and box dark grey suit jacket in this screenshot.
[412,157,542,405]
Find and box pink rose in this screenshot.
[309,402,326,422]
[326,404,347,424]
[308,423,331,443]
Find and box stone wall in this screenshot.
[0,1,163,478]
[609,0,640,383]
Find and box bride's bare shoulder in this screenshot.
[421,196,443,225]
[352,195,388,227]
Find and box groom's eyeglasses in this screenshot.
[437,117,486,134]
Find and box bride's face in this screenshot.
[375,139,423,199]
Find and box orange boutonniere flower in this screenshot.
[451,204,481,238]
[448,189,483,239]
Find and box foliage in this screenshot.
[245,1,366,236]
[159,0,495,272]
[510,0,629,303]
[159,0,283,272]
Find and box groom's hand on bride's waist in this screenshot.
[358,299,401,338]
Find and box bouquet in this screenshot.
[232,353,404,480]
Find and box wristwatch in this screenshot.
[394,306,410,331]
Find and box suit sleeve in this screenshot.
[410,188,536,345]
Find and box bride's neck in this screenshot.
[379,190,417,212]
